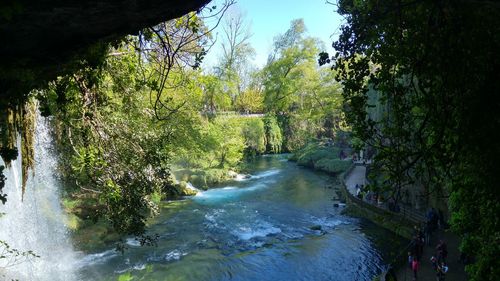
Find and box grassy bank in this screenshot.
[289,142,351,175]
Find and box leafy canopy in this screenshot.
[323,1,500,280]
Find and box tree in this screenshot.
[241,118,266,156]
[204,118,245,168]
[261,19,344,151]
[261,20,319,113]
[235,86,264,113]
[215,11,255,104]
[267,19,306,63]
[137,1,235,120]
[200,74,230,114]
[323,1,500,280]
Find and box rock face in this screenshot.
[0,0,210,100]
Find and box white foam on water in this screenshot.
[250,169,281,179]
[114,262,147,274]
[133,263,146,271]
[309,216,347,229]
[164,249,187,261]
[192,170,282,205]
[234,174,250,181]
[203,209,229,232]
[204,209,226,223]
[146,249,188,263]
[193,185,242,202]
[126,238,141,247]
[232,221,282,241]
[185,182,201,193]
[79,249,118,267]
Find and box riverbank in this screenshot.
[288,146,428,279]
[288,145,412,238]
[171,167,250,191]
[288,141,352,175]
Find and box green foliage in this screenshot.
[44,39,177,237]
[290,141,349,175]
[291,142,340,165]
[204,168,232,185]
[117,272,133,281]
[215,12,255,108]
[259,19,345,151]
[328,1,500,279]
[314,159,351,174]
[0,15,347,248]
[208,118,245,168]
[241,118,266,156]
[173,168,234,189]
[235,87,264,113]
[263,115,282,153]
[200,74,231,114]
[262,37,319,113]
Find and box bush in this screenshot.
[290,141,349,175]
[315,158,351,174]
[241,118,266,155]
[263,115,283,153]
[171,168,233,189]
[292,142,341,166]
[204,168,231,185]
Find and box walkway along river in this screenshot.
[342,164,467,281]
[78,155,406,281]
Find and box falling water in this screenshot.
[0,113,77,280]
[185,182,201,193]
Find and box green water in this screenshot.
[77,155,403,280]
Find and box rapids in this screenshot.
[79,155,402,281]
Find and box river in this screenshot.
[77,155,403,281]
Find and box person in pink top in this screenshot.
[411,256,420,280]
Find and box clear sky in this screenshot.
[202,0,344,69]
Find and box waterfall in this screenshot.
[185,182,201,193]
[0,113,78,280]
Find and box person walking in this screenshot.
[436,239,448,264]
[436,261,448,281]
[424,221,431,245]
[430,256,438,271]
[411,235,423,262]
[408,251,413,269]
[411,256,420,280]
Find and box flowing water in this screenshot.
[0,115,77,280]
[0,117,403,280]
[78,155,403,281]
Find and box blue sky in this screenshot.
[202,0,344,69]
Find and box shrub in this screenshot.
[315,159,351,174]
[293,142,341,166]
[291,141,349,174]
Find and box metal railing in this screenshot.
[341,164,426,227]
